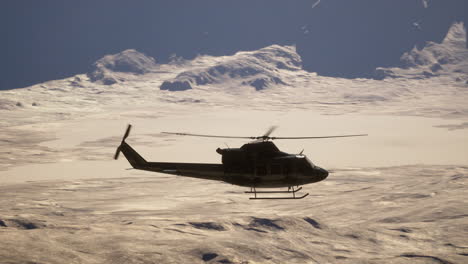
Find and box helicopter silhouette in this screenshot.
[114,125,367,199]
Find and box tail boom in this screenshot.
[118,141,147,169]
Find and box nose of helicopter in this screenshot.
[317,167,329,180]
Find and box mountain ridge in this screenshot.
[160,45,301,91]
[375,22,467,81]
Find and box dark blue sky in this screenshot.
[1,0,466,90]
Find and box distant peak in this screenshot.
[88,49,157,85]
[94,49,156,74]
[442,22,467,47]
[374,22,467,80]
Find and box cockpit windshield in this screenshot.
[295,154,315,168]
[305,156,315,167]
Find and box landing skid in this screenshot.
[245,186,309,200]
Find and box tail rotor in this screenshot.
[114,124,132,160]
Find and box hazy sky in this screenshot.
[1,0,466,90]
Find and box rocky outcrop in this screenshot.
[88,49,156,85]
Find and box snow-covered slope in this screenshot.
[160,45,301,91]
[375,22,468,81]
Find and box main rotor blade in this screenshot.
[162,132,255,139]
[271,134,368,140]
[263,126,278,137]
[162,131,368,140]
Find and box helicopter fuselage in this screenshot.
[118,139,328,188]
[216,141,328,188]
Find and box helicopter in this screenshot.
[114,125,367,199]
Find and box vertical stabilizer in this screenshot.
[114,124,147,168]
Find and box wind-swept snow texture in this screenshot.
[0,165,467,263]
[376,22,468,81]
